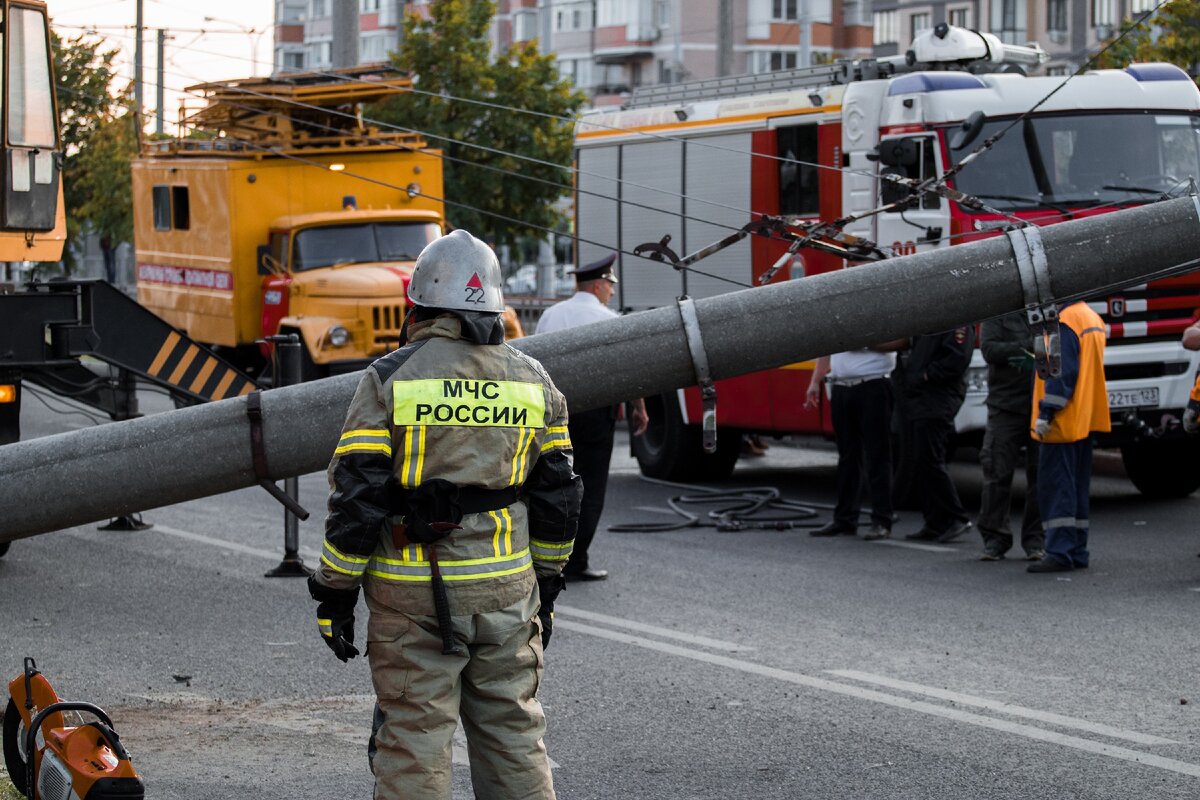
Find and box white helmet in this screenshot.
[407,229,505,313]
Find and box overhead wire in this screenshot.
[105,22,1045,239]
[77,39,1195,282]
[930,0,1174,193]
[53,21,884,184]
[54,66,756,289]
[55,16,1193,283]
[63,26,779,224]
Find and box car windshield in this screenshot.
[950,112,1200,211]
[292,222,440,271]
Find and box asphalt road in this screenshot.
[3,385,1200,799]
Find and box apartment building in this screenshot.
[273,0,410,73]
[497,0,872,106]
[275,1,872,104]
[871,0,1158,73]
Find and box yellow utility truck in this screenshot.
[132,69,445,377]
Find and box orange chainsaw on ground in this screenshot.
[2,658,144,799]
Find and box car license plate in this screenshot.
[1107,387,1159,409]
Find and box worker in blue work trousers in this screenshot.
[1027,301,1111,573]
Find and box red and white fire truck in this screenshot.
[574,24,1200,498]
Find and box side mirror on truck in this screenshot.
[950,111,987,151]
[874,138,920,167]
[257,245,286,276]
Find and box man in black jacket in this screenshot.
[976,312,1045,561]
[901,327,974,543]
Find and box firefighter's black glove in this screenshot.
[537,574,565,650]
[308,575,360,663]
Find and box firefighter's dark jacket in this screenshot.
[980,312,1033,415]
[315,313,583,616]
[900,327,974,421]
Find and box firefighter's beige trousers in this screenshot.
[366,588,555,800]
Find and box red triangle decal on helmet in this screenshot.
[466,272,483,289]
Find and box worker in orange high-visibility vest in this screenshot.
[1027,301,1111,574]
[1182,320,1200,435]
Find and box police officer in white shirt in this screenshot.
[805,344,903,540]
[537,254,648,580]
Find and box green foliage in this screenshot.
[372,0,585,246]
[1095,0,1200,83]
[53,32,135,270]
[74,105,138,245]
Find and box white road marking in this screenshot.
[555,620,1200,778]
[827,670,1176,746]
[870,539,957,553]
[152,524,283,561]
[120,523,1192,775]
[555,605,755,653]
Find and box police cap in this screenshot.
[570,253,619,284]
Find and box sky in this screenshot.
[49,0,275,130]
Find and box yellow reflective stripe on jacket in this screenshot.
[489,509,514,557]
[509,428,537,486]
[334,428,393,457]
[393,379,546,428]
[530,538,574,563]
[540,431,571,453]
[320,540,371,576]
[317,618,333,636]
[366,548,533,582]
[398,425,426,488]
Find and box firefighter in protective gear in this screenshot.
[1027,301,1110,573]
[308,229,583,800]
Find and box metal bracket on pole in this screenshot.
[1005,226,1060,379]
[677,296,718,453]
[245,390,311,521]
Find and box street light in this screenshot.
[203,15,269,76]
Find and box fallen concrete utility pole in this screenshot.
[2,197,1199,541]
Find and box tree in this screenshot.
[371,0,585,246]
[74,103,138,248]
[52,33,135,270]
[1094,0,1200,79]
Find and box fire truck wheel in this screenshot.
[1120,438,1200,498]
[632,393,741,481]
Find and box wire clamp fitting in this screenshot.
[1006,226,1060,379]
[676,296,718,453]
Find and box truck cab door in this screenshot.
[875,134,947,255]
[260,231,292,341]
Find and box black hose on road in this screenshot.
[608,475,831,533]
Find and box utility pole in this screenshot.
[331,0,360,69]
[134,0,144,121]
[395,0,407,52]
[717,0,733,76]
[672,0,683,82]
[799,0,812,67]
[4,198,1200,542]
[538,0,552,55]
[155,29,166,135]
